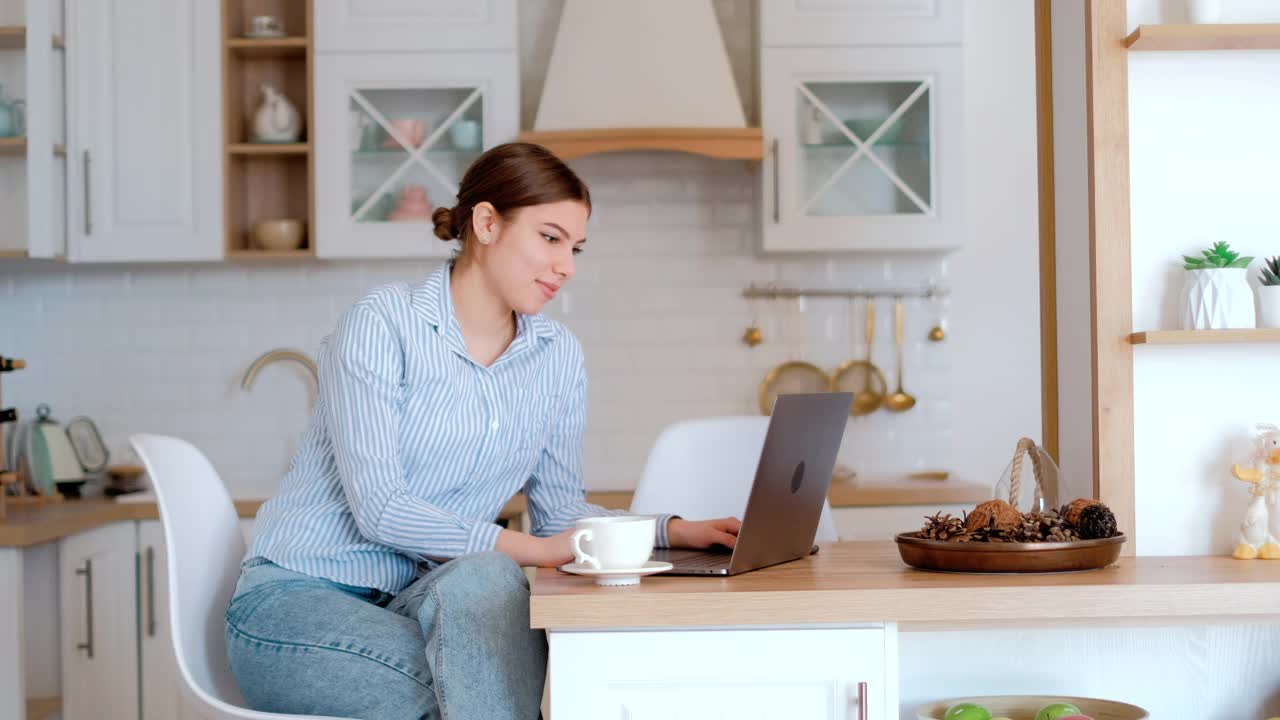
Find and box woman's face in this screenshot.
[474,199,588,315]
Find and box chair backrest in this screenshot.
[629,416,839,542]
[130,434,252,716]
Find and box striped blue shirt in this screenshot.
[250,262,674,593]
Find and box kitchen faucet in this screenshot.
[241,349,319,392]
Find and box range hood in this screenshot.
[520,0,762,161]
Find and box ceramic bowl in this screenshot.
[252,219,305,251]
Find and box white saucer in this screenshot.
[244,29,287,39]
[558,560,673,586]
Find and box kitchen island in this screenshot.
[531,542,1280,719]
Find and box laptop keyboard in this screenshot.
[653,548,732,568]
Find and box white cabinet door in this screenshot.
[315,52,517,259]
[762,0,963,47]
[138,521,203,720]
[761,46,962,253]
[315,0,516,53]
[59,523,139,720]
[550,627,897,720]
[65,0,222,262]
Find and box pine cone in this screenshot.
[1076,503,1118,539]
[965,499,1021,533]
[920,512,970,542]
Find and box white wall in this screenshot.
[1051,0,1095,505]
[0,0,1042,503]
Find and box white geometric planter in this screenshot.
[1182,268,1256,330]
[1258,286,1280,329]
[1186,0,1222,23]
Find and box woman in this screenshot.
[225,142,741,720]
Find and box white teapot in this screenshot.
[252,84,301,143]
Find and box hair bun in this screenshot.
[431,206,456,241]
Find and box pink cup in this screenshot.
[382,119,426,149]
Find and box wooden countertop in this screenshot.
[530,541,1280,631]
[0,481,989,548]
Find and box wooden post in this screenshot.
[1085,1,1136,554]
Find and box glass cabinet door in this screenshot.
[316,52,517,259]
[347,86,485,228]
[796,79,933,219]
[762,47,961,253]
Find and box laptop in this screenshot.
[650,392,852,576]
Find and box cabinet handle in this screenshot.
[771,138,780,224]
[75,559,94,658]
[82,149,92,236]
[146,546,156,638]
[857,680,868,719]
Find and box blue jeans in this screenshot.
[224,552,546,720]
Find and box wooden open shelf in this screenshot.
[226,247,315,261]
[0,26,64,50]
[227,36,307,58]
[0,137,25,154]
[222,0,314,258]
[228,142,309,155]
[1129,328,1280,345]
[518,127,765,161]
[26,696,60,720]
[0,250,28,258]
[1125,23,1280,51]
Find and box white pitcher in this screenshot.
[252,84,301,143]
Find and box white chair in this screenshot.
[629,416,840,542]
[129,433,349,720]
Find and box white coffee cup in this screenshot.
[571,516,655,570]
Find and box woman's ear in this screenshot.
[471,202,500,244]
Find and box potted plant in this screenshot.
[1181,241,1255,330]
[1258,256,1280,329]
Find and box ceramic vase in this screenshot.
[1186,0,1222,23]
[1257,286,1280,329]
[1183,268,1255,330]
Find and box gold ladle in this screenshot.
[885,297,917,412]
[849,297,885,415]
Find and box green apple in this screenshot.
[944,703,993,720]
[1035,703,1083,720]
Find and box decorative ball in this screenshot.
[1062,498,1101,526]
[1077,503,1118,539]
[1057,716,1095,720]
[944,703,992,720]
[965,499,1021,533]
[1035,703,1083,720]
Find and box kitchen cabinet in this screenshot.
[58,523,138,720]
[0,0,69,260]
[314,51,517,259]
[65,0,222,262]
[760,46,962,253]
[315,0,516,53]
[761,0,963,48]
[550,627,897,720]
[138,520,203,720]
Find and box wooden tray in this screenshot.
[895,532,1126,573]
[916,695,1148,719]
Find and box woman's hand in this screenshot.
[667,517,742,550]
[496,528,575,568]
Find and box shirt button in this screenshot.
[491,420,499,431]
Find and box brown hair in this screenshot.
[431,142,591,246]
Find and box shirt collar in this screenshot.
[411,262,557,346]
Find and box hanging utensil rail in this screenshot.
[742,284,948,300]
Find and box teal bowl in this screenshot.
[844,117,905,144]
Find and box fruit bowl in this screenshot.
[915,695,1148,720]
